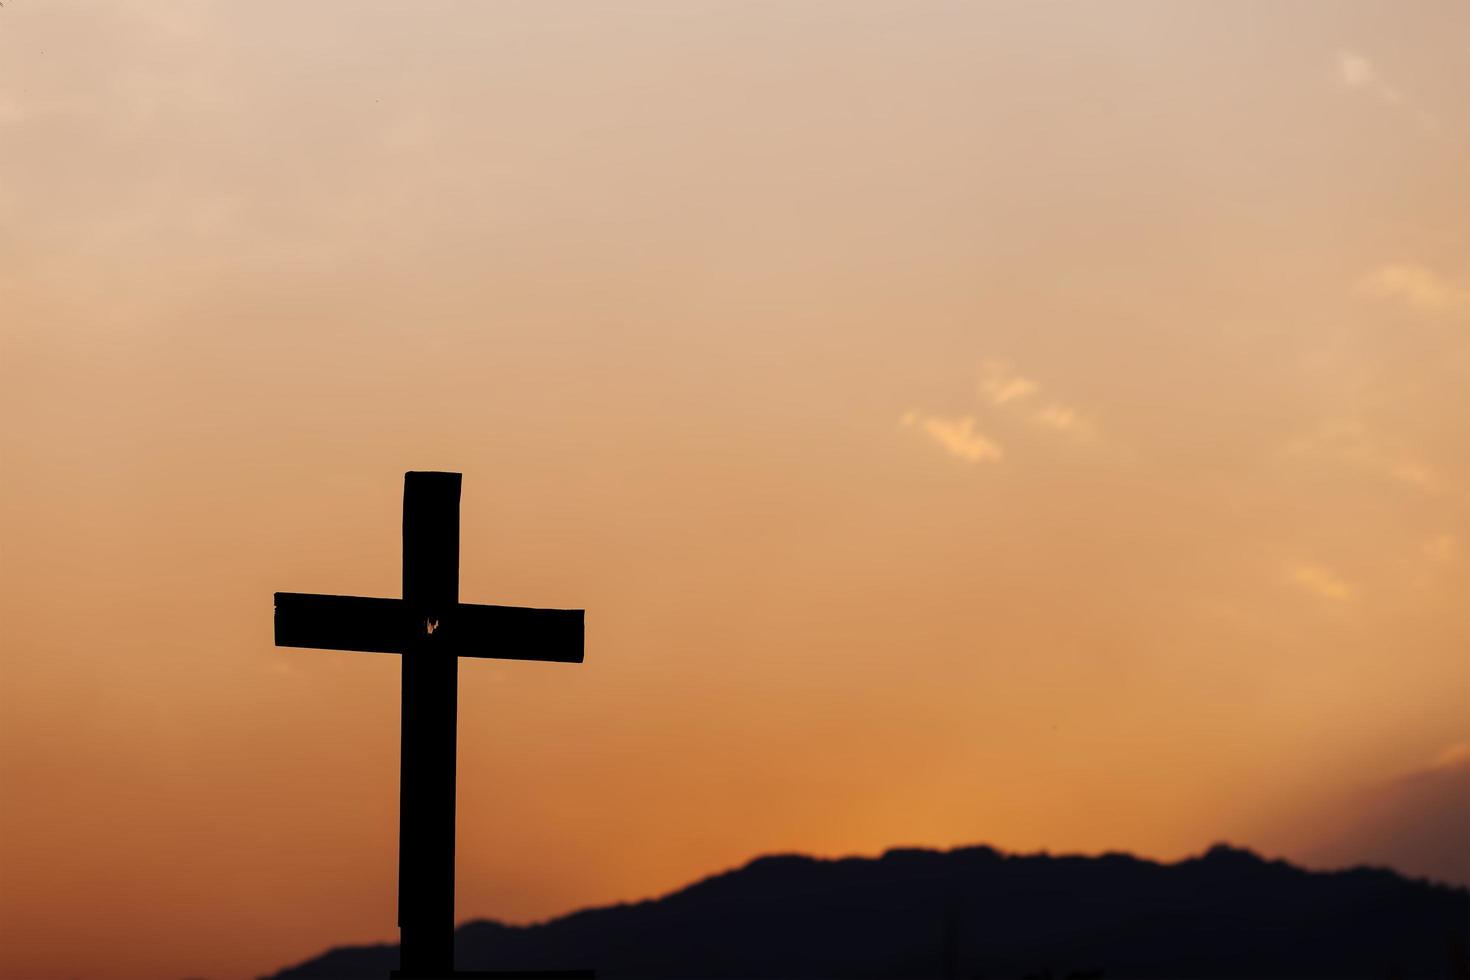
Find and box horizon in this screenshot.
[392,837,1470,931]
[272,837,1470,974]
[2,2,1467,979]
[262,839,1470,979]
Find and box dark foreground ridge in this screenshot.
[262,843,1470,979]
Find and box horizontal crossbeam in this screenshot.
[274,592,584,663]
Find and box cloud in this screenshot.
[902,411,1003,463]
[1388,461,1435,489]
[980,359,1097,438]
[1335,49,1440,132]
[1337,50,1397,100]
[1432,742,1470,771]
[978,360,1039,406]
[1034,403,1089,435]
[1034,406,1075,431]
[1285,561,1355,602]
[1422,535,1457,565]
[905,359,1095,465]
[1285,420,1441,495]
[1356,263,1470,316]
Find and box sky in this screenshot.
[1,2,1467,978]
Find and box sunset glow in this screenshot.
[1,3,1467,979]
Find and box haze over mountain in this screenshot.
[262,843,1470,979]
[1293,751,1470,890]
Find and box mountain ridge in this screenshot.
[262,843,1470,979]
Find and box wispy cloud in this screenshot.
[1431,742,1470,771]
[1286,561,1355,602]
[902,411,1003,463]
[978,360,1040,406]
[1335,49,1440,132]
[1337,50,1400,101]
[1285,421,1441,495]
[1422,535,1457,565]
[1034,404,1089,435]
[981,359,1096,438]
[1356,263,1470,316]
[905,359,1098,464]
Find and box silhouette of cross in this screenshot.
[274,472,590,979]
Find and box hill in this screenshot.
[262,843,1470,979]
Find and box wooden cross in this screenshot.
[274,472,589,979]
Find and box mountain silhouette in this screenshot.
[262,843,1470,979]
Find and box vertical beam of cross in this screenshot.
[400,472,461,976]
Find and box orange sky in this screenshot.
[2,3,1467,979]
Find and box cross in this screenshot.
[274,472,590,979]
